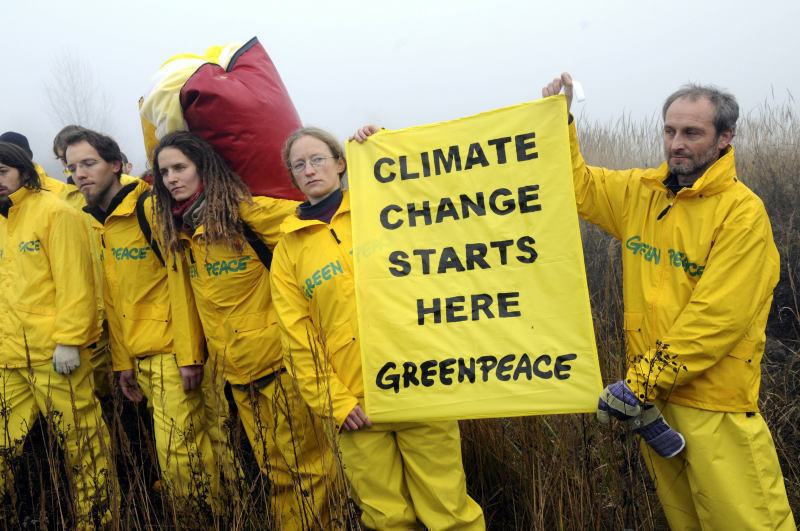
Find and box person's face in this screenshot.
[288,135,344,205]
[157,147,202,202]
[66,140,121,209]
[0,163,23,204]
[663,96,733,185]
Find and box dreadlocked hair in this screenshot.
[151,131,251,259]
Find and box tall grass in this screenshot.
[2,98,798,529]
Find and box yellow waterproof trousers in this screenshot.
[231,371,336,530]
[0,353,118,529]
[644,401,795,530]
[135,353,233,507]
[338,418,485,531]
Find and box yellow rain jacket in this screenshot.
[271,192,361,427]
[569,121,779,412]
[60,173,140,331]
[174,196,297,385]
[87,181,205,371]
[0,187,99,366]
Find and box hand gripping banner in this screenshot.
[140,37,305,200]
[346,96,602,422]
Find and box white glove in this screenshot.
[53,344,81,375]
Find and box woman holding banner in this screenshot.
[149,131,337,529]
[271,126,485,530]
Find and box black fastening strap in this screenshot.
[136,190,166,267]
[241,222,272,270]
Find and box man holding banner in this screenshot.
[543,73,794,529]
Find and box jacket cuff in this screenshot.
[332,395,361,431]
[112,356,136,372]
[627,346,681,403]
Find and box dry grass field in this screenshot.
[2,97,798,529]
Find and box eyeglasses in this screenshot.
[66,158,100,174]
[290,156,337,174]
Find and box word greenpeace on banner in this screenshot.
[376,352,578,394]
[347,97,601,422]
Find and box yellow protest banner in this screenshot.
[346,96,602,422]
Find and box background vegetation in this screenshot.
[2,99,797,529]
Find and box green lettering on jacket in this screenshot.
[303,260,344,298]
[203,256,251,277]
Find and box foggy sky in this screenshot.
[3,0,799,179]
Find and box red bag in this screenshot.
[180,37,305,200]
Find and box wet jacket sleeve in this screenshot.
[167,250,206,367]
[271,240,359,426]
[240,197,298,249]
[106,301,135,371]
[627,204,780,400]
[568,119,641,241]
[144,197,206,368]
[46,207,98,346]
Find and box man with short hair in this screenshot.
[542,73,795,529]
[65,129,233,508]
[0,140,118,527]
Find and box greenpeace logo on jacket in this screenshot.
[625,235,705,277]
[111,246,150,260]
[303,260,344,298]
[18,239,41,253]
[203,256,251,277]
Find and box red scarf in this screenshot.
[171,183,205,219]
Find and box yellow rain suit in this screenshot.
[86,180,234,506]
[569,119,795,529]
[171,195,336,529]
[0,186,117,528]
[34,163,140,397]
[271,191,485,530]
[65,173,140,397]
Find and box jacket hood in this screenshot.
[642,146,738,198]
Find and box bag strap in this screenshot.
[136,190,166,267]
[241,222,272,270]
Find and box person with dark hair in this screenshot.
[0,141,41,199]
[151,130,337,529]
[542,73,795,529]
[120,152,133,175]
[0,130,68,195]
[0,141,118,527]
[64,129,230,508]
[53,124,84,165]
[270,127,485,530]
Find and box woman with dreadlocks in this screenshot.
[150,131,336,529]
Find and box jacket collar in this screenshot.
[83,181,144,224]
[280,189,351,235]
[642,146,738,197]
[5,186,38,213]
[1,186,38,217]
